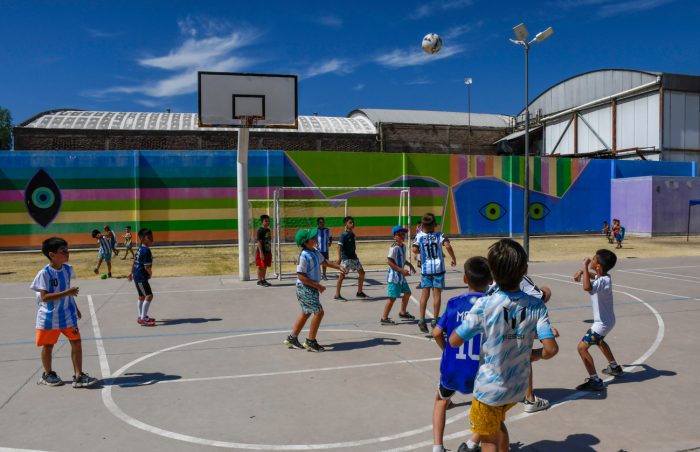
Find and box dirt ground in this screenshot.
[2,235,699,283]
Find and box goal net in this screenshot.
[272,187,411,279]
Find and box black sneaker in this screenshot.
[303,338,325,352]
[418,320,429,333]
[576,377,605,391]
[284,335,303,349]
[334,295,347,302]
[262,280,272,287]
[356,291,369,298]
[458,441,481,452]
[602,364,624,377]
[256,280,264,286]
[398,311,415,320]
[380,317,396,325]
[72,372,98,388]
[430,319,437,329]
[38,371,63,386]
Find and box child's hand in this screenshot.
[551,326,559,338]
[450,259,456,267]
[128,273,133,282]
[583,257,591,267]
[317,284,326,293]
[408,265,416,275]
[67,286,79,297]
[340,266,349,275]
[401,268,410,276]
[573,270,583,282]
[76,307,82,320]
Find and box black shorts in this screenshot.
[135,280,152,297]
[437,383,456,400]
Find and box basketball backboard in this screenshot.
[198,72,298,128]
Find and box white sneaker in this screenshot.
[523,395,550,413]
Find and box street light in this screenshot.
[510,23,553,259]
[464,77,473,152]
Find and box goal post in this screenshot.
[273,187,411,279]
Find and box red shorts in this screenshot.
[256,251,272,267]
[36,327,81,347]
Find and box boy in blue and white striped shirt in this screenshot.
[381,226,416,325]
[31,237,98,388]
[316,217,333,280]
[92,228,113,278]
[412,213,456,333]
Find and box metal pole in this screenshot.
[468,83,471,153]
[237,127,250,281]
[523,44,530,258]
[688,203,692,242]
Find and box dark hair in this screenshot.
[464,256,491,289]
[487,239,528,291]
[91,229,100,238]
[260,214,270,222]
[595,249,617,273]
[42,237,68,260]
[317,217,325,224]
[344,216,354,224]
[421,213,436,232]
[603,221,608,224]
[138,228,153,240]
[126,225,132,230]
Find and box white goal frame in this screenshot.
[272,187,411,279]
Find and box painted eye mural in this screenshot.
[479,202,507,221]
[529,202,551,220]
[24,169,62,227]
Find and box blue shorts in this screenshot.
[98,250,112,263]
[296,284,322,314]
[421,273,445,289]
[387,281,411,298]
[582,328,605,345]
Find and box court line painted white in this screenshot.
[86,294,111,379]
[617,269,700,284]
[539,273,696,300]
[631,269,700,280]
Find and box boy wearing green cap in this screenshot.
[284,228,348,352]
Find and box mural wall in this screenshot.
[0,150,696,248]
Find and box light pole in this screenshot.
[510,23,553,258]
[464,77,473,152]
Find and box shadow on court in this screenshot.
[156,317,223,326]
[325,337,401,351]
[606,364,676,386]
[536,387,609,402]
[511,433,600,451]
[110,372,181,388]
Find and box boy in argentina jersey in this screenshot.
[380,226,417,325]
[431,256,492,452]
[31,237,98,388]
[412,213,456,334]
[450,239,558,452]
[316,217,333,280]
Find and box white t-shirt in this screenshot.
[590,275,615,335]
[487,276,545,300]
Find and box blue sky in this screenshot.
[1,0,698,124]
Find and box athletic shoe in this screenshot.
[93,267,99,275]
[418,320,429,333]
[523,395,550,413]
[356,291,369,298]
[284,335,303,350]
[262,280,272,287]
[430,319,437,329]
[72,372,98,388]
[256,280,264,286]
[398,311,415,320]
[576,377,605,391]
[139,316,156,326]
[458,442,481,452]
[38,371,63,387]
[380,318,396,325]
[334,295,347,302]
[303,339,325,352]
[321,275,329,281]
[602,364,624,377]
[107,273,112,278]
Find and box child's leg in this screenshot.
[432,393,450,448]
[95,257,103,272]
[307,309,325,340]
[382,298,396,319]
[41,344,54,373]
[496,422,509,452]
[525,362,534,401]
[399,291,411,315]
[321,261,327,277]
[577,341,597,376]
[106,261,112,275]
[261,265,268,281]
[257,266,264,281]
[335,272,345,296]
[479,423,508,452]
[432,288,442,320]
[597,340,618,365]
[137,295,145,318]
[69,339,83,376]
[141,294,154,319]
[357,268,365,292]
[291,312,311,337]
[419,287,430,320]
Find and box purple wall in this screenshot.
[612,176,700,236]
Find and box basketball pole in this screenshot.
[237,125,250,281]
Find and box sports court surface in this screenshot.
[1,256,699,451]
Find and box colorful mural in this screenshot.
[0,150,695,248]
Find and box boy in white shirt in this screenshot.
[573,249,623,391]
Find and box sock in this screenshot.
[141,301,151,319]
[467,440,478,448]
[433,446,444,452]
[590,374,601,381]
[137,300,144,318]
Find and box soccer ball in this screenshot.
[422,33,442,54]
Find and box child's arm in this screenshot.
[297,273,325,293]
[38,287,79,303]
[387,258,410,276]
[581,258,593,292]
[531,337,558,361]
[432,325,446,351]
[404,260,416,274]
[336,242,343,264]
[443,241,457,267]
[325,260,348,274]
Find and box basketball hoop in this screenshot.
[236,116,264,128]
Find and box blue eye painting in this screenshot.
[24,169,62,227]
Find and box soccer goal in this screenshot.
[272,187,411,279]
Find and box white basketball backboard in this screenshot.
[198,72,298,128]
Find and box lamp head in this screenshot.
[534,27,554,44]
[464,77,473,85]
[512,23,529,42]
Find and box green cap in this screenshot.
[295,228,318,247]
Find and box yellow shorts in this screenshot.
[469,399,516,436]
[36,327,81,347]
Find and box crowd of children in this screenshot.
[603,218,625,248]
[32,211,625,452]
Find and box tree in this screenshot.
[0,106,12,150]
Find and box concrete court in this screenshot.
[1,256,699,452]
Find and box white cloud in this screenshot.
[354,83,365,91]
[303,58,355,79]
[411,0,473,19]
[138,33,251,70]
[374,45,465,68]
[406,78,432,85]
[442,21,483,40]
[318,14,342,27]
[597,0,677,17]
[86,28,121,39]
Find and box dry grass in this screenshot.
[2,235,699,283]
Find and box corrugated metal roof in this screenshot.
[20,110,376,134]
[349,109,513,129]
